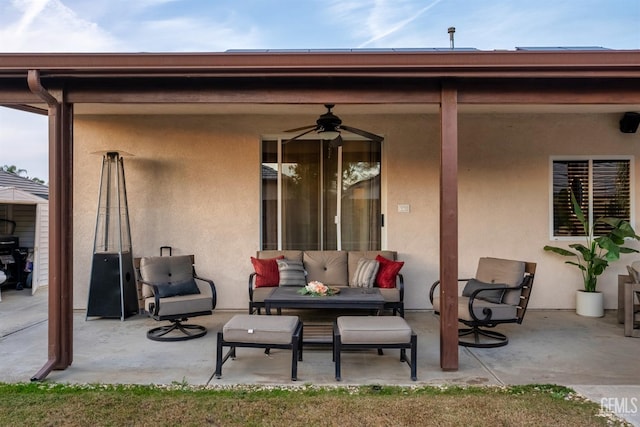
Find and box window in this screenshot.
[261,138,381,250]
[551,157,632,238]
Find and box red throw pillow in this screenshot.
[375,255,404,288]
[251,256,284,288]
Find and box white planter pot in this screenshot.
[576,290,604,317]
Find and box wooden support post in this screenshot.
[439,83,459,371]
[29,70,73,380]
[58,100,74,369]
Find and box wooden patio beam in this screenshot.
[439,82,459,371]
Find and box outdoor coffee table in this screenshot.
[264,287,385,345]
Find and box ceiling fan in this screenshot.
[282,104,384,147]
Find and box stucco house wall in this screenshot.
[72,111,640,311]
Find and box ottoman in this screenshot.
[334,316,416,381]
[213,314,303,381]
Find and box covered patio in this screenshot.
[1,48,640,382]
[1,287,639,424]
[3,286,640,385]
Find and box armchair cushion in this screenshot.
[432,296,518,322]
[462,279,506,304]
[277,259,306,286]
[375,255,404,288]
[155,278,200,298]
[146,293,213,317]
[627,261,640,283]
[139,255,195,298]
[251,256,284,288]
[475,257,525,305]
[350,258,379,288]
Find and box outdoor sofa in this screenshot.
[249,250,404,316]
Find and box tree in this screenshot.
[2,165,45,184]
[2,165,27,176]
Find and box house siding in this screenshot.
[72,111,640,311]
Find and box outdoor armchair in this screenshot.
[621,263,640,337]
[429,257,536,348]
[136,255,217,341]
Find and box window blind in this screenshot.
[552,159,631,237]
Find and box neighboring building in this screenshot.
[0,170,49,294]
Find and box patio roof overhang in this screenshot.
[1,49,639,381]
[2,49,640,109]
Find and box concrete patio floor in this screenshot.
[1,286,639,425]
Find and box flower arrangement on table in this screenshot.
[298,281,338,297]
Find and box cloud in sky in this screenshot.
[0,0,638,180]
[327,0,639,50]
[355,0,446,48]
[0,0,121,51]
[0,109,48,182]
[1,0,637,52]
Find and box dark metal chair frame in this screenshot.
[429,261,536,348]
[332,321,417,381]
[247,272,266,314]
[212,320,303,381]
[135,255,217,342]
[385,273,405,317]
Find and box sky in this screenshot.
[1,0,639,183]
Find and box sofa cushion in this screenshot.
[257,250,303,263]
[251,287,274,303]
[379,287,400,303]
[475,257,525,306]
[251,256,284,288]
[350,258,380,288]
[462,278,507,304]
[277,259,307,286]
[304,251,348,286]
[375,255,404,288]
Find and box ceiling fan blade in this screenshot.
[340,125,384,142]
[283,124,316,133]
[283,127,318,144]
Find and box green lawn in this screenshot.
[0,383,629,426]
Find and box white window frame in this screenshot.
[549,155,635,240]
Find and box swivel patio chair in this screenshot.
[429,257,536,348]
[136,255,217,341]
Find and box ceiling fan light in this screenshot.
[318,129,340,140]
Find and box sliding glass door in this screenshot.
[261,138,381,251]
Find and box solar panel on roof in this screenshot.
[516,46,610,51]
[225,47,481,53]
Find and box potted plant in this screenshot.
[544,191,640,317]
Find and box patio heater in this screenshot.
[86,151,138,321]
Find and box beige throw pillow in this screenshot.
[351,258,379,288]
